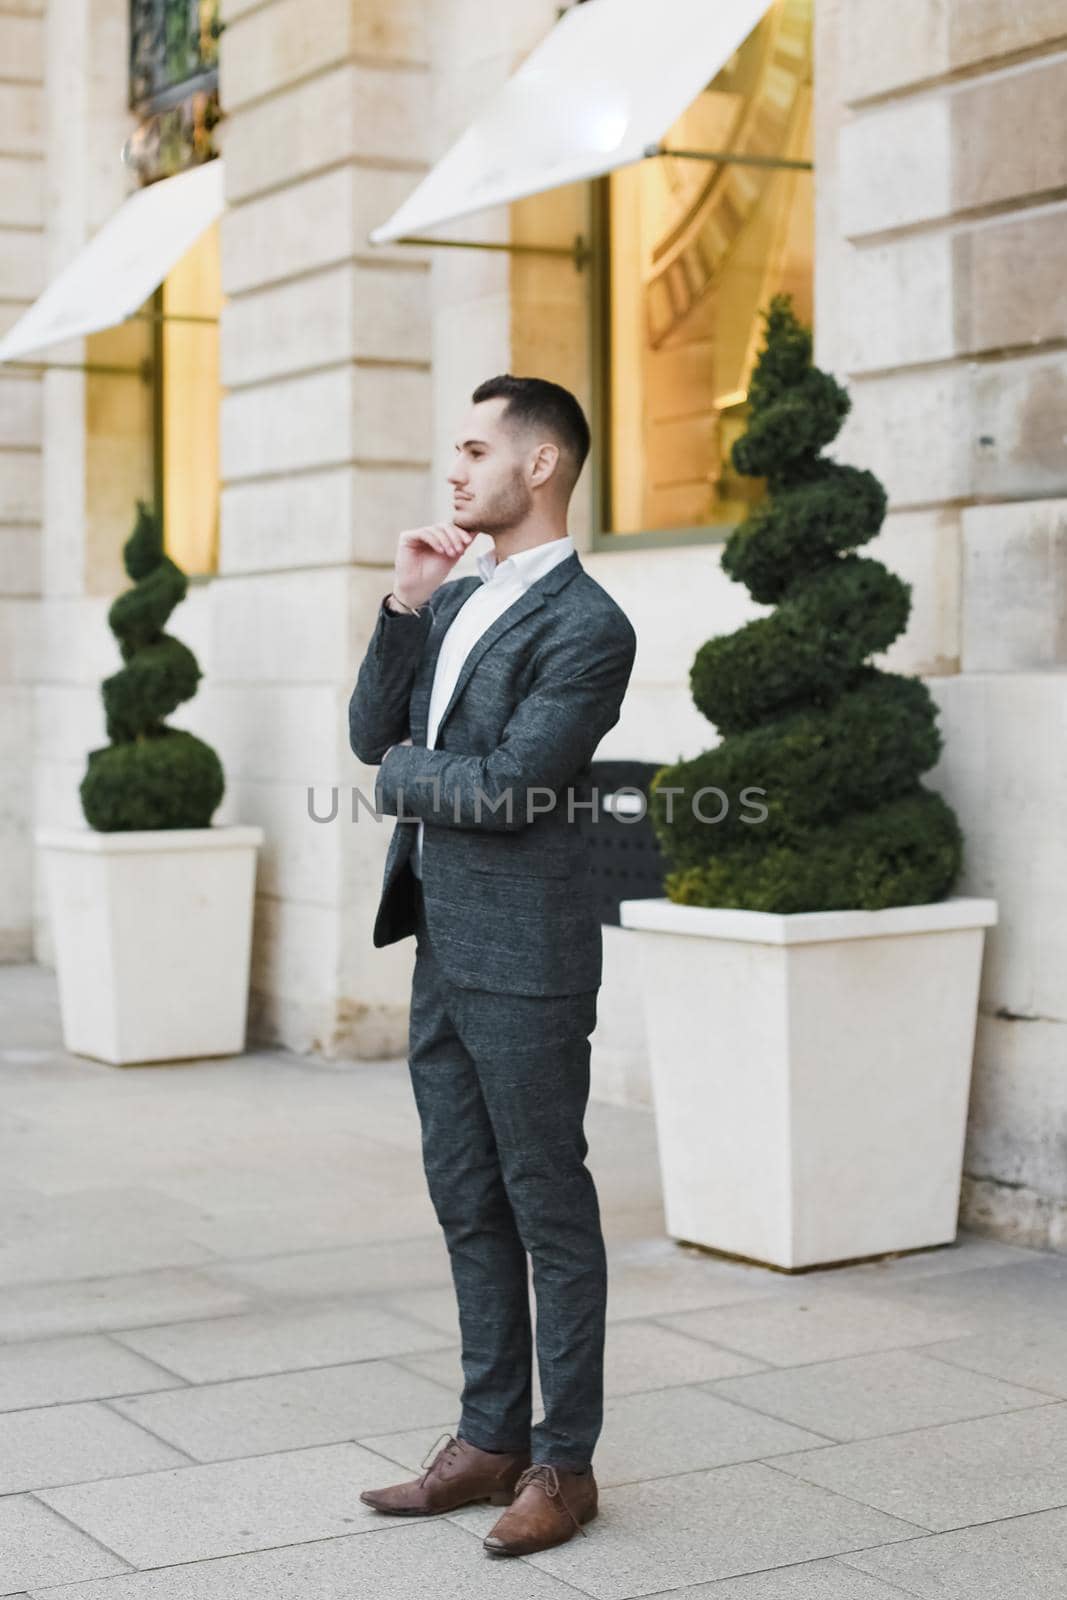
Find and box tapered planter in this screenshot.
[36,824,264,1066]
[619,895,998,1270]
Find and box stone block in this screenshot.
[207,566,353,682]
[868,509,961,676]
[955,203,1067,355]
[971,348,1067,502]
[968,1010,1067,1203]
[0,84,42,157]
[839,96,951,237]
[841,0,949,103]
[220,63,428,205]
[0,154,43,227]
[222,365,430,481]
[927,671,1067,1023]
[219,461,428,573]
[843,0,1067,103]
[221,261,430,386]
[833,365,971,509]
[961,498,1067,670]
[0,11,43,78]
[220,165,432,299]
[0,526,40,596]
[221,0,429,111]
[0,225,43,300]
[221,368,352,479]
[0,373,41,446]
[953,58,1067,215]
[952,0,1067,69]
[220,0,356,111]
[0,447,41,522]
[842,232,954,372]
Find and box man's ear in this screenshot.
[529,441,560,488]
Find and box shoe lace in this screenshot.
[513,1464,589,1537]
[418,1431,460,1486]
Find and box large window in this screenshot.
[155,222,221,576]
[128,0,222,576]
[597,0,813,543]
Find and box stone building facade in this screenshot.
[1,0,1064,1252]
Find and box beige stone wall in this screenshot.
[25,0,153,975]
[822,0,1067,1252]
[0,0,44,958]
[217,0,434,1055]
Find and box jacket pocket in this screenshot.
[470,851,574,878]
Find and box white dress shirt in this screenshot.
[411,534,575,880]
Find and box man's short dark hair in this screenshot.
[471,374,591,489]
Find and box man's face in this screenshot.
[446,398,535,536]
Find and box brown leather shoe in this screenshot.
[359,1433,529,1517]
[483,1463,598,1556]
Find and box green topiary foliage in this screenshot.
[80,501,225,831]
[649,294,963,912]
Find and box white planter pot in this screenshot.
[618,895,998,1270]
[36,824,265,1066]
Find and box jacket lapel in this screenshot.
[433,583,547,741]
[414,550,582,746]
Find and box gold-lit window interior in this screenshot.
[160,218,221,575]
[607,0,813,536]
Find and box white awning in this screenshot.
[0,160,225,364]
[369,0,773,245]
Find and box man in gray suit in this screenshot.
[348,375,637,1557]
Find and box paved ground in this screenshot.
[2,963,1067,1599]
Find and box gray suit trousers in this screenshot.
[408,873,606,1471]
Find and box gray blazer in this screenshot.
[348,550,638,996]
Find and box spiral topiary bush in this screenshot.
[649,295,963,913]
[80,500,225,831]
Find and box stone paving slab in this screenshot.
[0,1269,256,1346]
[0,1494,132,1594]
[919,1324,1067,1398]
[842,1504,1067,1597]
[600,1239,782,1322]
[0,1401,189,1495]
[0,1334,180,1411]
[0,1225,217,1291]
[658,1289,977,1366]
[637,1559,914,1597]
[20,1519,580,1600]
[844,1257,1067,1336]
[35,1441,413,1567]
[380,1286,461,1337]
[773,1400,1067,1530]
[109,1359,458,1461]
[708,1347,1053,1441]
[111,1300,453,1382]
[212,1235,454,1302]
[450,1462,921,1599]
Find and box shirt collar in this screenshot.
[476,534,574,590]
